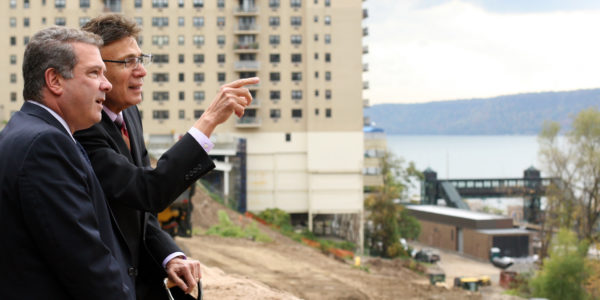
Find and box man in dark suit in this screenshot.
[0,26,135,300]
[75,15,259,299]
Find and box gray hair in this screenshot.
[22,26,103,103]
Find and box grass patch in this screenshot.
[206,210,272,242]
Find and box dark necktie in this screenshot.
[115,116,131,151]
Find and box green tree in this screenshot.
[538,108,600,257]
[365,151,422,258]
[530,228,589,300]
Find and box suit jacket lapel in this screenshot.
[101,111,134,163]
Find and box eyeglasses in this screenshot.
[103,54,152,69]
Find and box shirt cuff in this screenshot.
[188,127,214,153]
[162,252,187,269]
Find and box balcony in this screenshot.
[234,60,260,71]
[363,81,369,90]
[363,99,370,107]
[363,63,369,72]
[363,45,369,54]
[234,42,259,53]
[248,98,260,108]
[236,116,261,128]
[234,6,259,15]
[363,27,369,37]
[234,24,260,34]
[363,8,369,19]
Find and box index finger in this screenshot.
[224,77,260,88]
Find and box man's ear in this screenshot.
[44,68,64,96]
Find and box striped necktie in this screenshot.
[115,115,131,151]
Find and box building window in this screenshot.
[314,16,318,23]
[315,108,319,116]
[217,0,225,8]
[217,17,225,27]
[10,92,17,102]
[269,35,280,45]
[178,73,185,82]
[134,0,142,8]
[194,110,204,118]
[152,110,169,120]
[152,35,169,46]
[325,53,331,62]
[178,0,184,8]
[325,0,330,6]
[291,16,301,26]
[10,55,16,65]
[193,16,204,27]
[194,72,205,83]
[325,89,332,99]
[291,0,301,8]
[324,15,331,25]
[152,0,168,8]
[10,74,17,83]
[291,72,302,81]
[194,54,204,64]
[23,36,30,45]
[314,34,318,41]
[269,54,280,63]
[178,54,184,63]
[153,54,168,64]
[134,17,143,26]
[24,0,29,7]
[55,0,66,9]
[152,73,169,83]
[314,52,318,60]
[285,133,291,142]
[152,91,169,101]
[10,0,16,8]
[291,53,301,63]
[178,35,185,45]
[193,35,204,46]
[55,17,66,26]
[291,35,302,45]
[217,35,225,46]
[325,71,331,81]
[10,36,16,46]
[193,0,203,8]
[314,89,319,97]
[80,17,91,27]
[179,91,185,101]
[179,110,185,120]
[24,17,30,27]
[269,72,280,82]
[325,34,331,44]
[269,16,280,27]
[217,72,226,82]
[315,71,319,78]
[270,90,280,100]
[270,109,281,119]
[217,54,225,63]
[178,16,185,26]
[325,108,332,118]
[152,17,169,28]
[194,91,205,101]
[291,109,302,118]
[269,0,280,8]
[80,0,90,8]
[9,18,16,28]
[291,90,302,100]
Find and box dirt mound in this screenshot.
[180,187,489,299]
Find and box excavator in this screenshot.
[157,184,195,237]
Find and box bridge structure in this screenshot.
[421,167,557,223]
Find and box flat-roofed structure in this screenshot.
[407,205,531,260]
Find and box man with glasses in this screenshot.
[74,14,258,300]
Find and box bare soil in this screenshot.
[175,189,521,299]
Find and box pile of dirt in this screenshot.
[180,188,489,299]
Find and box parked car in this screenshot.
[415,248,440,263]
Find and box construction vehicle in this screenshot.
[454,275,491,291]
[158,184,195,237]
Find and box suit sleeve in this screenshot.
[145,213,183,267]
[19,133,133,300]
[76,127,215,213]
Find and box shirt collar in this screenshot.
[27,100,75,142]
[102,105,121,123]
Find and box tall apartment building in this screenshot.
[1,0,366,243]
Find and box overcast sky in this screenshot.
[363,0,600,104]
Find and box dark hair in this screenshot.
[22,26,103,103]
[82,14,141,45]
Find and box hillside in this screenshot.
[365,89,600,135]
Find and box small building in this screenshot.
[407,205,532,260]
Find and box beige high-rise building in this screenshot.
[2,0,366,243]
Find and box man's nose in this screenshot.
[133,63,147,78]
[100,76,112,92]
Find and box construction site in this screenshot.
[177,188,523,300]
